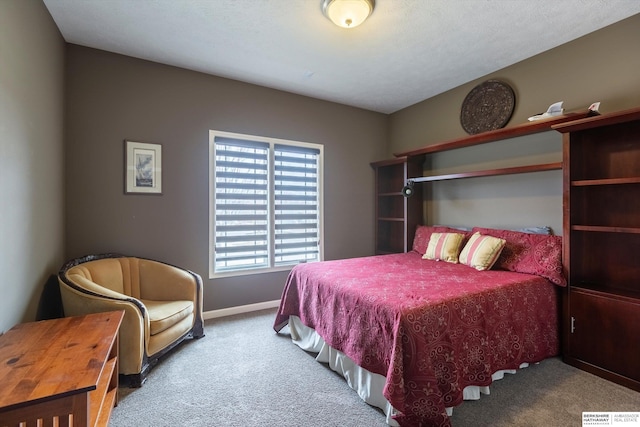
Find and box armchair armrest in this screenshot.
[57,277,147,375]
[137,259,205,340]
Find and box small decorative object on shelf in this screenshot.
[528,101,564,121]
[529,101,601,121]
[460,79,516,135]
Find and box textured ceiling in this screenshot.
[43,0,640,114]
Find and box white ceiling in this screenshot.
[43,0,640,114]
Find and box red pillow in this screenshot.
[471,227,566,286]
[412,226,470,255]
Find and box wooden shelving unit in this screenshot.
[371,106,640,392]
[371,157,423,254]
[371,111,595,254]
[0,311,124,426]
[554,106,640,392]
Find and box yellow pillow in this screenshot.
[422,232,465,263]
[459,232,506,271]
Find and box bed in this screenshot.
[273,226,566,427]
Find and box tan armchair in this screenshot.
[58,253,204,387]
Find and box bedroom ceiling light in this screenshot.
[322,0,375,29]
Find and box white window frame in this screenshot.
[209,130,324,279]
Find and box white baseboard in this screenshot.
[202,299,281,320]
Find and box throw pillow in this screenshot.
[412,225,469,254]
[423,232,466,263]
[459,232,506,271]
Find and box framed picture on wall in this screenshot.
[125,140,162,194]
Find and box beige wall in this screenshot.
[64,45,388,311]
[388,14,640,234]
[0,0,66,332]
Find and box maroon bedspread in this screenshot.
[273,252,559,427]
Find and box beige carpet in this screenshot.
[111,309,639,427]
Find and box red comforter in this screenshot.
[273,251,559,427]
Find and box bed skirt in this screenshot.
[287,315,528,426]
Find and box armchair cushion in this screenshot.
[144,299,193,336]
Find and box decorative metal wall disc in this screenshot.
[460,80,516,135]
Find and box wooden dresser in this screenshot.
[0,310,124,427]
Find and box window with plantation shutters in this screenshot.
[210,131,323,277]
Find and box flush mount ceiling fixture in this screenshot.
[322,0,375,28]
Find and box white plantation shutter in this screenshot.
[211,132,322,276]
[274,144,320,266]
[214,137,269,271]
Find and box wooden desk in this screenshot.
[0,311,124,427]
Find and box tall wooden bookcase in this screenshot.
[371,157,423,254]
[554,106,640,392]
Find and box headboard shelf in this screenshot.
[394,110,594,159]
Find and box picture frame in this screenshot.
[125,140,162,194]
